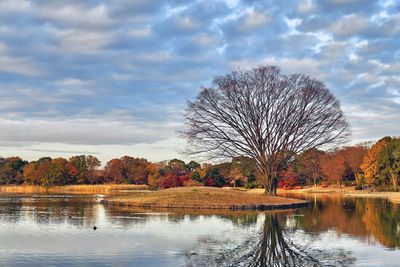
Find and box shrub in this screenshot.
[343,180,356,186]
[355,184,362,190]
[278,168,299,189]
[190,171,202,182]
[234,179,243,187]
[244,181,258,189]
[159,174,189,189]
[203,177,216,187]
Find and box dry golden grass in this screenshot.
[277,185,400,203]
[103,186,307,210]
[0,184,148,195]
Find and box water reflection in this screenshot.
[186,212,356,267]
[286,194,400,249]
[240,214,322,267]
[0,196,98,228]
[0,194,400,266]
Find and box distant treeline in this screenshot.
[0,136,399,190]
[279,136,400,191]
[0,155,258,189]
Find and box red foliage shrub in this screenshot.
[159,173,189,189]
[203,177,216,187]
[278,167,300,189]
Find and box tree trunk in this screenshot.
[263,174,278,196]
[391,172,398,191]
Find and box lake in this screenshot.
[0,193,399,266]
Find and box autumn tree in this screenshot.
[47,158,69,186]
[166,159,186,175]
[360,137,391,186]
[0,157,27,184]
[146,162,161,189]
[341,145,368,184]
[296,148,324,186]
[378,138,400,190]
[104,159,124,183]
[320,150,347,187]
[186,160,201,173]
[23,161,39,185]
[23,157,52,185]
[68,155,101,184]
[279,166,300,188]
[104,157,149,184]
[183,65,349,195]
[86,155,102,184]
[120,157,149,184]
[229,164,243,187]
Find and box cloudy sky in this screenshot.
[0,0,399,164]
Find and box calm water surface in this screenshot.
[0,193,399,266]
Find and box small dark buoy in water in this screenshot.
[93,226,97,231]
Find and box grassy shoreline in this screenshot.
[101,186,309,211]
[0,184,149,195]
[275,186,400,203]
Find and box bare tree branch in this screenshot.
[183,65,350,194]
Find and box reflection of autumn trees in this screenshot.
[0,197,98,227]
[292,194,400,249]
[362,200,400,248]
[0,199,23,223]
[294,195,368,237]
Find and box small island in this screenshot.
[101,186,308,210]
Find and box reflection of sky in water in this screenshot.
[289,230,400,267]
[0,196,400,266]
[0,199,260,266]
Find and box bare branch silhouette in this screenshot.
[183,65,349,194]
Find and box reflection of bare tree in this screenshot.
[186,213,355,267]
[227,214,321,267]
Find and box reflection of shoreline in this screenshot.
[103,205,299,217]
[287,194,400,250]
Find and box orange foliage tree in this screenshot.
[320,150,347,187]
[360,137,391,186]
[341,145,368,184]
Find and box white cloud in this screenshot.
[238,10,270,31]
[175,16,200,30]
[297,0,315,13]
[229,57,321,78]
[191,34,218,46]
[0,0,31,14]
[39,3,113,28]
[0,43,44,76]
[128,27,153,38]
[330,14,369,36]
[55,29,113,54]
[0,116,179,146]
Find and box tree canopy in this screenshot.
[183,65,349,194]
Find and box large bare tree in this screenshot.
[183,65,349,195]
